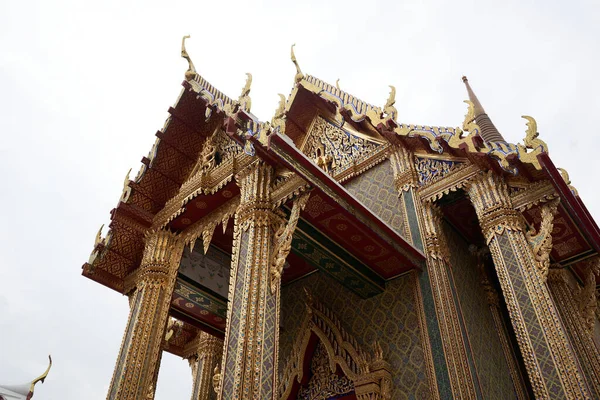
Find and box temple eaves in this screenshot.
[462,76,506,143]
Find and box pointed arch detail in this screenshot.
[279,293,392,400]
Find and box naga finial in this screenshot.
[291,44,304,84]
[336,79,341,90]
[462,100,477,132]
[521,115,548,152]
[94,224,104,247]
[557,167,579,196]
[383,85,398,119]
[29,355,52,395]
[271,94,287,133]
[181,35,197,81]
[238,73,252,112]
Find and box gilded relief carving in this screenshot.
[302,117,381,174]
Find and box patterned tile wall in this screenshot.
[344,159,411,241]
[443,223,518,399]
[279,271,431,399]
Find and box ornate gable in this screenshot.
[301,116,384,174]
[415,156,465,186]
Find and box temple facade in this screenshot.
[82,38,600,400]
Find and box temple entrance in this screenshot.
[296,341,356,400]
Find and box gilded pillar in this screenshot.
[467,171,590,399]
[218,161,296,400]
[389,145,443,399]
[185,332,224,400]
[474,249,529,400]
[548,267,600,398]
[107,230,185,400]
[421,201,478,399]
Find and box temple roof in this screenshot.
[82,41,600,343]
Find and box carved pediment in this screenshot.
[415,156,465,186]
[301,116,383,174]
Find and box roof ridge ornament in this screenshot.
[271,94,287,134]
[291,44,304,84]
[181,35,198,81]
[383,85,397,120]
[516,115,548,170]
[238,73,252,112]
[336,79,341,90]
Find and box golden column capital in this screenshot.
[389,145,419,192]
[235,161,276,226]
[421,201,449,262]
[466,171,524,243]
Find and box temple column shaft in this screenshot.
[421,201,478,399]
[478,267,529,399]
[390,145,474,399]
[218,162,281,400]
[107,230,184,400]
[187,332,224,400]
[548,268,600,398]
[467,171,590,399]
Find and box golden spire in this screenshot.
[461,76,505,143]
[181,35,197,81]
[291,44,304,84]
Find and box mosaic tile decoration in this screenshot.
[495,233,565,397]
[344,159,410,241]
[280,271,431,399]
[222,230,250,398]
[444,223,517,399]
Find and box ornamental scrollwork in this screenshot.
[415,157,460,186]
[517,116,548,170]
[526,198,559,279]
[270,192,311,293]
[578,258,600,334]
[303,117,381,174]
[279,292,392,400]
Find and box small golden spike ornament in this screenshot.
[383,85,398,120]
[291,44,304,84]
[557,167,579,196]
[120,168,132,202]
[94,224,104,248]
[238,72,252,112]
[271,93,287,133]
[181,35,197,81]
[335,78,341,90]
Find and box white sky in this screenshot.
[1,0,599,398]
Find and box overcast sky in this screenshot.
[1,0,599,398]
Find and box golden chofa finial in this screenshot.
[291,44,304,84]
[335,79,341,90]
[238,73,252,112]
[383,85,397,119]
[29,355,52,395]
[181,35,197,81]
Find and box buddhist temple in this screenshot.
[82,37,600,399]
